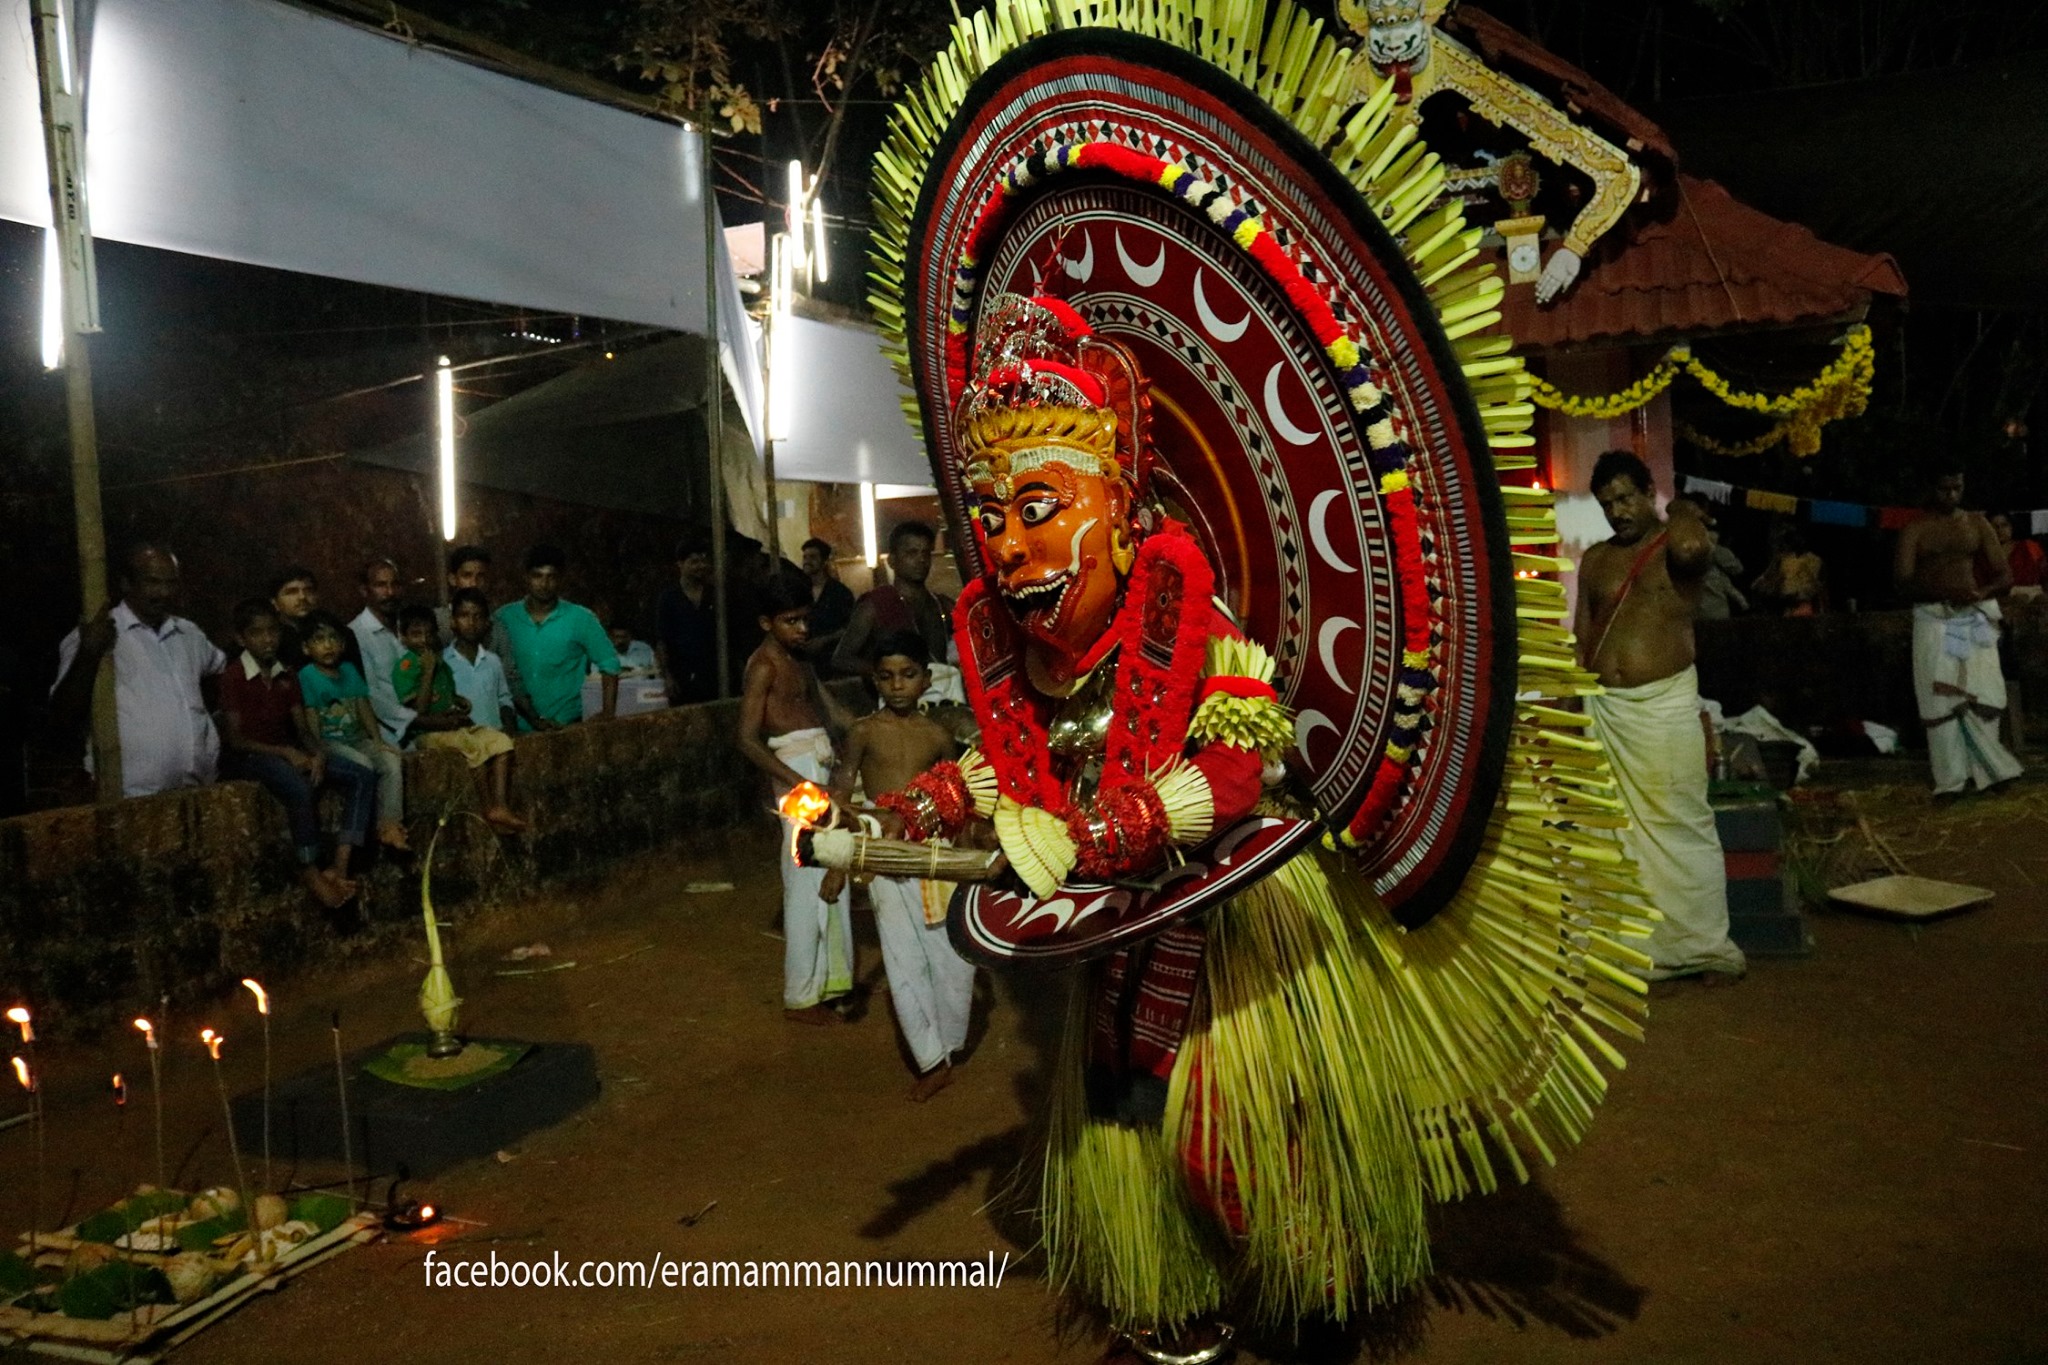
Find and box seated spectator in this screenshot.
[801,537,856,673]
[393,605,528,834]
[493,544,619,728]
[217,598,376,908]
[349,558,417,745]
[297,611,410,852]
[444,589,516,732]
[656,536,719,706]
[434,544,493,644]
[268,565,345,670]
[607,624,659,676]
[51,543,226,798]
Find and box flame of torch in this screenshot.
[779,781,832,827]
[10,1056,30,1092]
[241,979,270,1015]
[200,1028,223,1061]
[6,1006,30,1044]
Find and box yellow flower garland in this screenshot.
[1529,325,1875,457]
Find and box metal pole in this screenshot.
[31,0,119,801]
[701,126,732,699]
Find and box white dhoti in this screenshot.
[1587,665,1747,978]
[1914,603,2024,795]
[869,875,976,1073]
[770,728,854,1009]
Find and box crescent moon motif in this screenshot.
[1317,616,1360,695]
[1215,817,1284,863]
[1014,896,1078,933]
[1067,889,1121,924]
[1115,231,1167,288]
[1263,363,1320,447]
[1307,488,1358,574]
[1060,232,1095,283]
[1295,709,1338,763]
[1193,270,1250,343]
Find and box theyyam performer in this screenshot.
[801,0,1662,1354]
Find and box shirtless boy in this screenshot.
[1575,450,1744,982]
[739,568,856,1025]
[823,632,979,1101]
[1895,469,2022,794]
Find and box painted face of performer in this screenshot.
[980,453,1128,668]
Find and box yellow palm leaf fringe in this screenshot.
[1530,324,1876,458]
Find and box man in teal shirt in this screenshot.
[491,544,620,729]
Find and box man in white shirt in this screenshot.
[51,544,227,798]
[348,558,417,745]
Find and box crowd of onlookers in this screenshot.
[19,523,950,909]
[1678,496,2048,625]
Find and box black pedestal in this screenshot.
[232,1034,600,1177]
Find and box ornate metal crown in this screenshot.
[955,293,1151,502]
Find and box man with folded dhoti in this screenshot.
[738,569,856,1024]
[1577,451,1746,982]
[1895,470,2024,796]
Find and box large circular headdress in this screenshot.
[872,1,1572,927]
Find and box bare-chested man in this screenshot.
[739,568,857,1025]
[1894,469,2023,795]
[1575,451,1745,981]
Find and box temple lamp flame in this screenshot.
[10,1056,30,1092]
[778,781,833,868]
[779,781,832,828]
[240,979,270,1015]
[6,1006,30,1043]
[136,1017,165,1189]
[200,1028,222,1061]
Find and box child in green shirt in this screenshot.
[296,611,409,851]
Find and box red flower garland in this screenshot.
[950,523,1217,825]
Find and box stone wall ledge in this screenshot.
[0,695,774,1034]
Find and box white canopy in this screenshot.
[0,0,934,487]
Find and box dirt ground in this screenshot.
[3,767,2045,1365]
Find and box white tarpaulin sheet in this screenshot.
[0,0,764,447]
[770,313,928,486]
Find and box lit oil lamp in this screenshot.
[240,979,273,1190]
[199,1029,255,1230]
[134,1018,166,1191]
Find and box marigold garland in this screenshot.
[1528,325,1875,457]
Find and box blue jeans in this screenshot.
[226,752,376,864]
